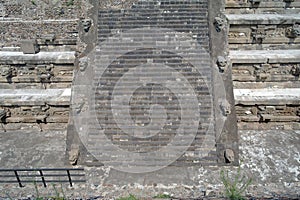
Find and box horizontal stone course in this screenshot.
[234,88,300,105]
[229,50,300,63]
[0,51,76,64]
[226,14,300,24]
[0,88,71,106]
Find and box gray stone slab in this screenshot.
[20,39,39,54]
[0,51,75,64]
[0,88,71,106]
[0,130,67,168]
[226,14,300,25]
[234,88,300,105]
[230,50,300,64]
[0,130,299,198]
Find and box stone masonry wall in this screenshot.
[225,0,300,130]
[0,0,87,131]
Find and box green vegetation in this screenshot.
[153,193,172,199]
[220,166,252,200]
[66,0,74,6]
[52,183,66,200]
[32,181,66,200]
[33,181,41,199]
[117,194,139,200]
[31,0,37,6]
[5,192,13,200]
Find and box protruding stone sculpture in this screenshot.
[82,18,92,33]
[69,147,80,165]
[220,100,231,117]
[214,17,226,32]
[217,56,227,72]
[224,149,235,163]
[79,57,89,72]
[286,24,300,38]
[0,65,12,78]
[291,65,300,76]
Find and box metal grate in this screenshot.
[0,168,85,187]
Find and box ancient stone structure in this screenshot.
[0,0,299,198]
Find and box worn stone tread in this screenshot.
[0,88,71,106]
[0,51,76,64]
[229,50,300,63]
[226,14,300,25]
[234,88,300,105]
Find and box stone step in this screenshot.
[229,50,300,64]
[0,18,78,23]
[0,51,75,65]
[226,14,300,25]
[226,1,300,8]
[0,88,71,106]
[234,88,300,105]
[233,82,300,89]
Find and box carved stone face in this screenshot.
[217,56,227,67]
[214,17,225,32]
[286,25,300,38]
[217,56,227,72]
[82,19,92,32]
[220,100,231,116]
[0,66,12,78]
[291,65,300,76]
[79,57,89,72]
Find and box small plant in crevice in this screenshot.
[5,192,13,200]
[33,181,42,200]
[31,0,37,6]
[153,193,172,199]
[117,194,139,200]
[51,183,66,200]
[220,165,252,200]
[66,0,74,6]
[33,181,67,200]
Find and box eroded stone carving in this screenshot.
[214,17,226,32]
[0,109,6,120]
[286,24,300,38]
[0,65,13,78]
[82,18,92,33]
[291,65,300,76]
[69,147,80,165]
[217,56,228,72]
[79,57,89,72]
[254,64,271,82]
[251,25,267,43]
[37,65,54,81]
[233,63,300,82]
[249,0,261,5]
[220,100,231,116]
[224,149,235,163]
[73,95,88,114]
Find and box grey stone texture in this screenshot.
[227,0,300,130]
[0,130,299,199]
[0,0,299,198]
[20,39,40,54]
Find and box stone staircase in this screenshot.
[225,0,300,130]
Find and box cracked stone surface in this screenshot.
[0,130,66,168]
[0,130,299,199]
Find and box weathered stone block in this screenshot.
[20,39,39,54]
